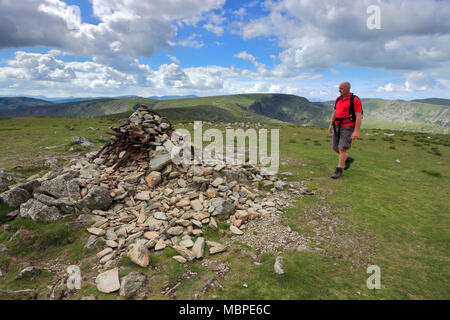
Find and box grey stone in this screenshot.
[230,225,244,235]
[15,266,41,280]
[0,244,11,257]
[179,239,194,248]
[106,229,118,241]
[120,272,147,299]
[71,136,93,146]
[34,193,75,215]
[0,187,30,208]
[222,169,248,182]
[44,158,61,169]
[211,198,235,219]
[84,235,98,249]
[20,199,63,222]
[153,211,168,221]
[128,244,150,267]
[192,237,205,259]
[0,172,15,192]
[0,289,37,300]
[149,152,172,171]
[95,268,120,293]
[65,221,85,231]
[274,256,285,275]
[274,181,286,190]
[77,186,112,210]
[40,177,80,200]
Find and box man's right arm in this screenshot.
[329,111,336,133]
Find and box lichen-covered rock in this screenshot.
[20,199,63,222]
[40,177,80,200]
[95,268,120,293]
[77,186,112,210]
[120,272,147,299]
[149,152,172,171]
[0,172,16,192]
[128,243,150,267]
[0,187,30,208]
[211,198,235,219]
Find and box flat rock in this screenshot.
[211,198,235,219]
[167,226,184,236]
[128,244,150,267]
[96,268,120,293]
[209,246,226,255]
[0,244,11,257]
[172,245,195,261]
[120,272,147,299]
[0,289,37,300]
[134,191,151,201]
[149,152,171,172]
[190,199,203,211]
[172,255,187,263]
[96,247,113,259]
[87,227,106,236]
[179,239,194,248]
[274,256,285,275]
[153,211,168,221]
[192,237,205,259]
[154,238,166,251]
[15,266,41,280]
[0,187,30,209]
[78,186,112,211]
[230,225,244,235]
[146,171,162,188]
[20,199,63,222]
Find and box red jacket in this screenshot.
[334,94,362,127]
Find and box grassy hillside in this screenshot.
[0,97,157,118]
[318,98,450,134]
[0,116,448,300]
[412,98,450,106]
[2,94,449,134]
[0,97,53,113]
[151,93,328,125]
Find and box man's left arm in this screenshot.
[352,112,362,140]
[352,97,363,140]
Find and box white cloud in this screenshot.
[0,0,225,72]
[234,0,450,78]
[171,34,204,48]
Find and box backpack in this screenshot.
[334,93,363,122]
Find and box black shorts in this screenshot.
[331,126,354,151]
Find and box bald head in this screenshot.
[339,81,351,97]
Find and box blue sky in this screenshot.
[0,0,449,100]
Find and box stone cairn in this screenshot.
[0,105,313,273]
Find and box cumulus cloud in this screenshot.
[0,0,225,71]
[4,51,76,82]
[234,0,450,75]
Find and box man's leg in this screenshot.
[338,149,347,167]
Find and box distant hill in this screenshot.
[149,95,199,100]
[1,94,449,133]
[0,97,53,113]
[411,98,450,106]
[0,97,156,118]
[316,98,450,133]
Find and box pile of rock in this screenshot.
[95,105,174,172]
[0,106,310,273]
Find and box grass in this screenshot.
[0,116,448,300]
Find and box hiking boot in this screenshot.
[331,167,343,179]
[344,157,354,170]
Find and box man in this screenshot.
[328,81,362,179]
